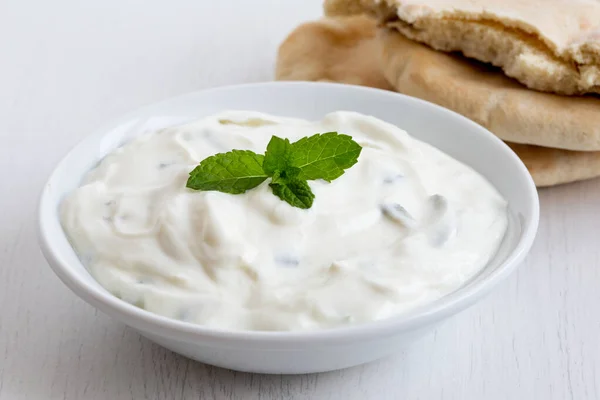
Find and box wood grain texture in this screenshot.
[1,1,599,399]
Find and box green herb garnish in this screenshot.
[186,132,362,209]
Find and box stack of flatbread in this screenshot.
[275,0,600,187]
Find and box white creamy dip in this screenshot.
[61,111,508,331]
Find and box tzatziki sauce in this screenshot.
[60,111,508,331]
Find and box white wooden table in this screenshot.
[1,1,599,398]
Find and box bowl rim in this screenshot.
[38,81,540,345]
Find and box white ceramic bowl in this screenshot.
[38,82,539,374]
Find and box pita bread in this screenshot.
[379,28,600,152]
[275,16,600,186]
[323,0,600,95]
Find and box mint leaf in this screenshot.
[263,136,292,176]
[186,150,267,194]
[269,178,315,209]
[289,132,362,182]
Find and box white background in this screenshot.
[1,1,599,399]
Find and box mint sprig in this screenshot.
[186,132,362,209]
